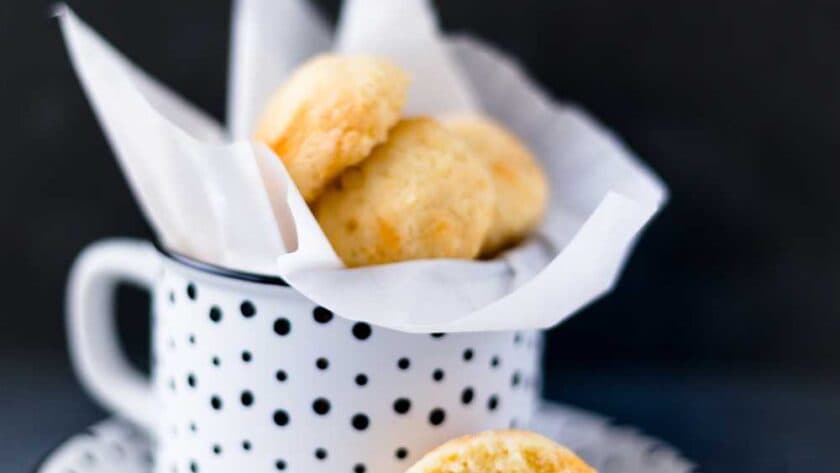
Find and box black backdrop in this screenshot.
[2,1,839,471]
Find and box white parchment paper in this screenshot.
[227,0,331,138]
[335,0,478,115]
[57,0,667,333]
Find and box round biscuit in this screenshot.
[255,54,409,202]
[405,430,596,473]
[314,117,495,267]
[445,115,548,256]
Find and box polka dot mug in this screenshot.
[67,239,543,473]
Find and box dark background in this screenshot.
[2,0,839,471]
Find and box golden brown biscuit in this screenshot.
[314,118,495,267]
[445,115,548,257]
[254,54,409,202]
[405,430,596,473]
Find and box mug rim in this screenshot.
[154,242,289,287]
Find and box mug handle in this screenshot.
[66,238,161,434]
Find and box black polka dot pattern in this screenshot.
[393,398,411,414]
[461,387,474,404]
[429,408,446,426]
[313,306,333,324]
[157,273,541,473]
[273,410,289,427]
[240,391,254,407]
[351,414,369,431]
[273,318,291,336]
[352,322,372,340]
[312,398,330,415]
[208,306,222,323]
[240,301,256,318]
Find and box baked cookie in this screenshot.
[254,54,409,202]
[445,115,548,256]
[405,430,596,473]
[314,118,495,267]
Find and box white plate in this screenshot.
[35,402,694,473]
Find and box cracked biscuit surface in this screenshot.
[314,118,495,267]
[405,430,596,473]
[445,115,548,257]
[255,54,409,202]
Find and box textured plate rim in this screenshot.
[32,402,696,473]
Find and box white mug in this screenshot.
[67,239,542,473]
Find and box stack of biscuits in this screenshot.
[255,55,548,268]
[256,56,594,472]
